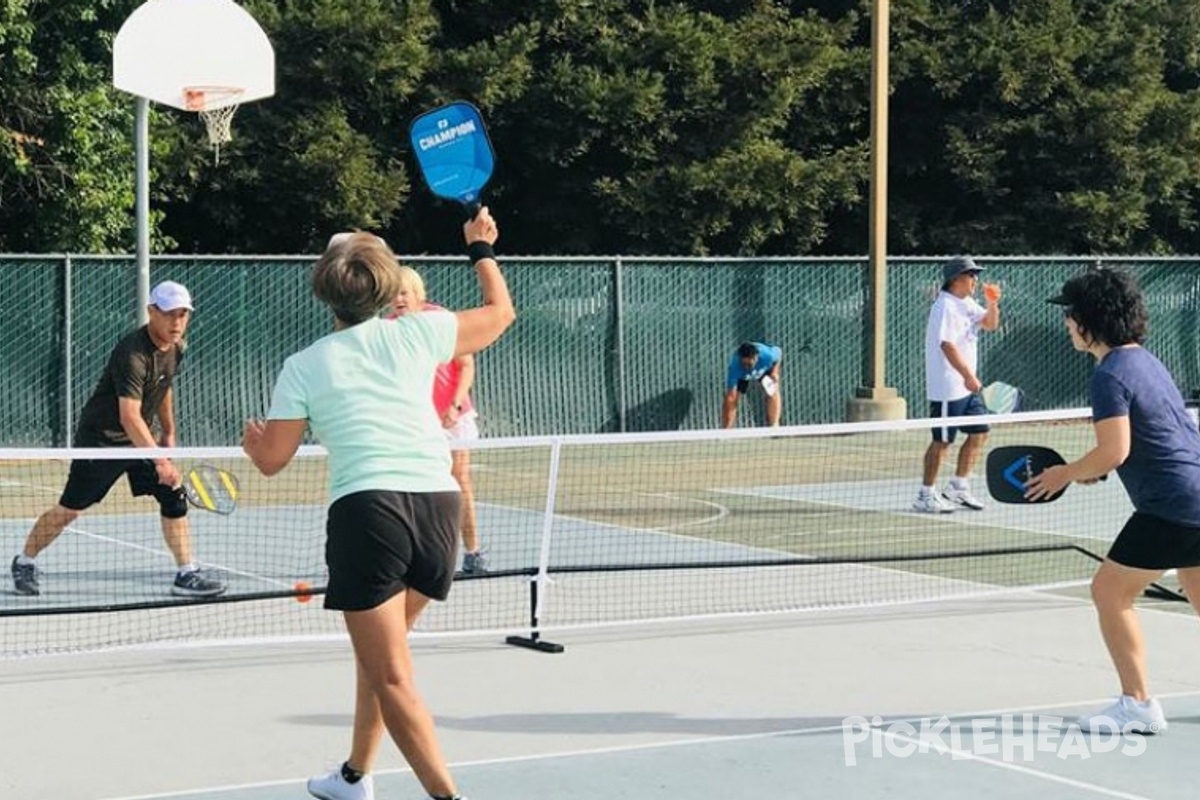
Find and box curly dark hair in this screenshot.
[1052,269,1148,347]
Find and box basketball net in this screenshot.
[183,86,244,166]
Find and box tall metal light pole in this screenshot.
[847,0,907,421]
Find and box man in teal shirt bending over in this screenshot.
[722,341,782,428]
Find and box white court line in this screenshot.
[712,483,1196,617]
[41,522,291,589]
[470,465,547,480]
[638,492,730,531]
[715,481,1122,544]
[529,491,1002,575]
[819,524,943,534]
[885,729,1155,800]
[529,500,797,562]
[0,478,58,494]
[23,574,1194,661]
[0,481,325,592]
[519,489,1099,615]
[94,687,1200,800]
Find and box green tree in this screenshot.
[9,0,1200,256]
[883,0,1200,255]
[153,0,868,255]
[471,0,868,255]
[0,1,137,253]
[154,0,439,253]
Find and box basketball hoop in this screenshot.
[183,85,244,165]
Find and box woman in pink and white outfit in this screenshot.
[391,268,485,574]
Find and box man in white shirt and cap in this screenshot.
[914,256,1002,513]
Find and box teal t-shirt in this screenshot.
[267,314,460,500]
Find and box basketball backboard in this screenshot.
[113,0,274,111]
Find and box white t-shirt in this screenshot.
[925,291,986,402]
[267,313,460,500]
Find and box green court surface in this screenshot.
[5,413,1189,661]
[5,414,1198,799]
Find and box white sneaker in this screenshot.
[308,766,374,800]
[913,492,955,513]
[1077,695,1167,735]
[943,484,985,511]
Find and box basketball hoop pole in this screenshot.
[114,0,276,325]
[135,96,150,325]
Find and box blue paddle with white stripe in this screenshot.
[408,101,495,219]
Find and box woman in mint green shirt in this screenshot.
[243,209,513,800]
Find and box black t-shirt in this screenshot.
[76,327,184,446]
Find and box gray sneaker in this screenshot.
[11,556,39,596]
[461,551,488,575]
[172,569,227,597]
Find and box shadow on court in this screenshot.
[601,388,694,433]
[6,593,1200,800]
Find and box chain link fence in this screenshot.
[2,254,1198,446]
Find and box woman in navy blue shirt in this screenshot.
[1028,268,1200,735]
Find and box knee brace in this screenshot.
[158,486,189,520]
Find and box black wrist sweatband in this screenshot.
[467,241,495,264]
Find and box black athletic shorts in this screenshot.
[324,490,462,611]
[1107,511,1200,570]
[735,363,781,395]
[60,457,187,516]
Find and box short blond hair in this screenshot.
[395,264,428,307]
[312,232,402,324]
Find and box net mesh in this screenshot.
[200,106,237,145]
[0,408,1135,658]
[4,255,1200,446]
[183,87,243,165]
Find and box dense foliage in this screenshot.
[3,0,1200,255]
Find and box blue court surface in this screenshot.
[0,498,782,611]
[3,474,1199,800]
[3,591,1200,800]
[1,473,1131,613]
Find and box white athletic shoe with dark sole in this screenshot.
[308,767,374,800]
[913,493,955,513]
[943,485,985,510]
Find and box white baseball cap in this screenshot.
[149,281,193,312]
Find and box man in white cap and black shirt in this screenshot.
[913,256,1002,513]
[11,280,226,597]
